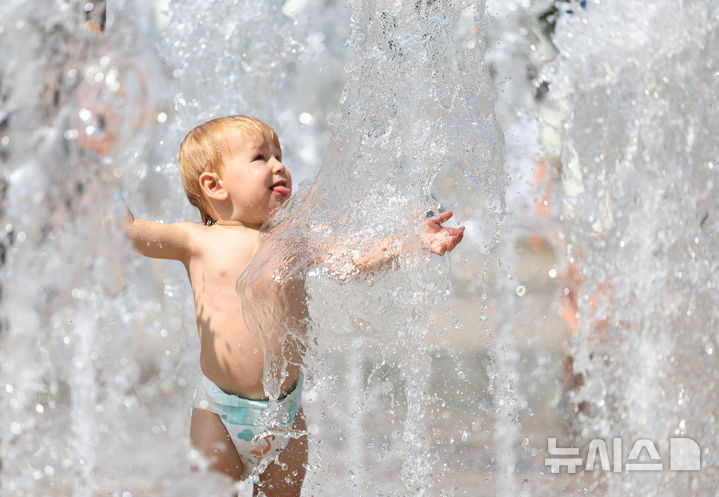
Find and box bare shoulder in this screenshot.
[175,221,208,236]
[184,223,259,255]
[175,222,212,254]
[185,225,261,280]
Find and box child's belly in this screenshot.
[198,326,303,400]
[191,266,308,400]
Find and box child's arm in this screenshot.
[322,211,465,274]
[121,207,197,263]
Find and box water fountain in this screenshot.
[543,0,719,494]
[1,0,717,496]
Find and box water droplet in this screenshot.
[515,285,526,297]
[64,129,79,140]
[691,477,699,491]
[78,108,92,122]
[71,288,87,300]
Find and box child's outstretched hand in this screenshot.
[421,211,465,255]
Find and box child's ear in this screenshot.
[199,171,228,201]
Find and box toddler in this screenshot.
[123,115,464,496]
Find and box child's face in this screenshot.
[219,127,292,225]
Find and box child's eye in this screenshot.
[253,154,266,162]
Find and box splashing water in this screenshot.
[237,2,504,494]
[544,0,719,494]
[1,0,718,496]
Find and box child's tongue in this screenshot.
[271,185,290,196]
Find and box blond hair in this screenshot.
[178,115,281,224]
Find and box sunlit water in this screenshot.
[543,1,719,494]
[0,0,717,496]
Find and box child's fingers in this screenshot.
[447,229,464,251]
[447,236,459,251]
[437,211,453,222]
[439,240,449,254]
[452,232,464,250]
[428,211,452,225]
[426,212,456,229]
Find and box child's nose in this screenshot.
[271,157,286,173]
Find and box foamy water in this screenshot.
[544,1,719,494]
[0,0,717,496]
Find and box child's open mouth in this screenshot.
[270,180,290,197]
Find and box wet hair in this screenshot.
[178,115,281,225]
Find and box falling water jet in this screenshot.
[545,0,719,494]
[237,0,505,494]
[0,0,640,495]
